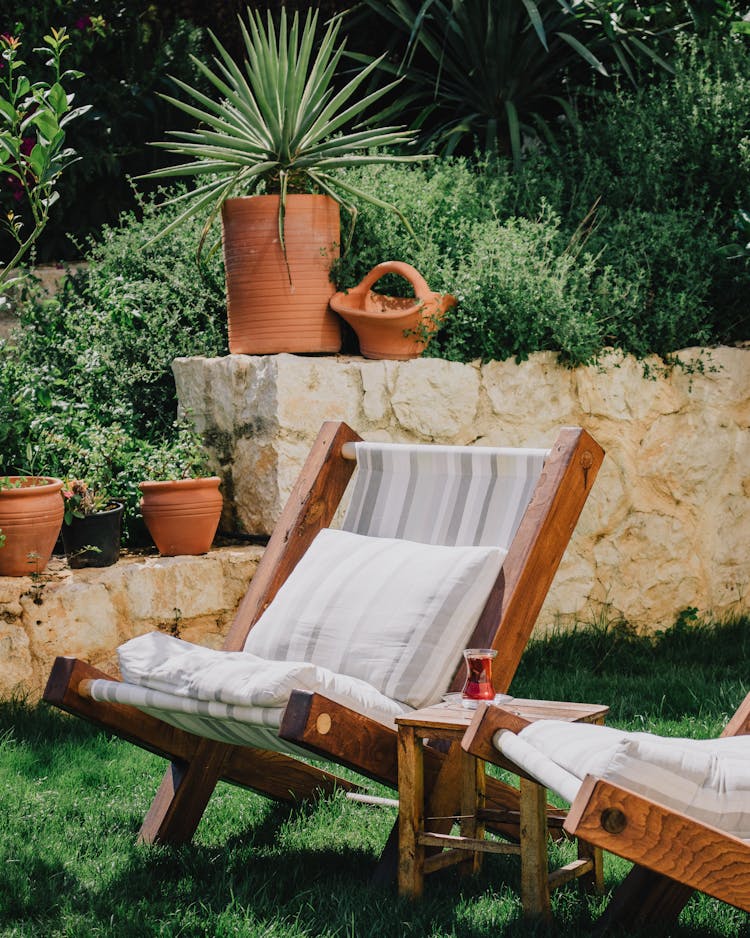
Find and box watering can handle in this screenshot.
[355,261,432,300]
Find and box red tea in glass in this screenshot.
[461,648,497,707]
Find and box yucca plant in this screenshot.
[353,0,671,168]
[145,6,424,256]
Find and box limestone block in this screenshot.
[0,546,261,700]
[483,353,577,441]
[390,358,480,441]
[274,354,362,431]
[22,579,120,664]
[638,415,745,512]
[591,512,704,623]
[173,355,279,435]
[574,352,684,423]
[118,553,243,625]
[359,360,392,425]
[671,347,750,409]
[0,619,33,696]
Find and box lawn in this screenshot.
[1,615,748,938]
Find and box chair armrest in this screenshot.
[461,702,532,764]
[565,775,750,913]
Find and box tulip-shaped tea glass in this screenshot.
[461,648,497,708]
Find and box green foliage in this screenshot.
[333,32,750,359]
[0,1,210,261]
[0,188,226,540]
[547,31,750,344]
[0,28,89,283]
[334,152,745,363]
[0,614,748,935]
[147,7,423,259]
[353,0,670,166]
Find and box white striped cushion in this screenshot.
[243,528,506,709]
[602,735,750,839]
[342,442,547,548]
[116,631,409,724]
[496,720,750,839]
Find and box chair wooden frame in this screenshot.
[463,692,750,931]
[44,419,603,860]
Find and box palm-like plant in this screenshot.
[145,7,424,254]
[353,0,671,167]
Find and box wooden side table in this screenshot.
[396,696,609,920]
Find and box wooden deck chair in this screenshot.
[44,420,603,859]
[462,693,750,931]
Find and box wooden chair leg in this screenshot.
[397,726,425,898]
[138,740,228,844]
[576,838,604,896]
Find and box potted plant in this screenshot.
[145,8,423,355]
[61,480,124,569]
[0,476,64,576]
[138,421,222,557]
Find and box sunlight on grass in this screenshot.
[0,614,748,937]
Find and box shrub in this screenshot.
[0,2,209,260]
[335,156,745,363]
[541,32,750,342]
[0,189,226,539]
[429,211,605,364]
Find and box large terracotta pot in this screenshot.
[0,477,64,576]
[139,477,222,556]
[221,194,342,355]
[62,502,123,569]
[329,261,456,360]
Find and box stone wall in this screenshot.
[0,546,262,700]
[174,347,749,633]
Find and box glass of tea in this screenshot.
[461,648,497,707]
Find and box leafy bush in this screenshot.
[542,32,750,342]
[0,189,226,540]
[334,32,750,356]
[0,1,210,261]
[350,0,670,166]
[335,152,746,363]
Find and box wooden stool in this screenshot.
[397,697,608,919]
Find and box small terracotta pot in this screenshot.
[0,477,64,577]
[62,502,124,569]
[329,261,456,360]
[139,477,222,557]
[222,194,342,355]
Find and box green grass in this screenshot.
[1,615,749,937]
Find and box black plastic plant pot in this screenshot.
[62,502,124,569]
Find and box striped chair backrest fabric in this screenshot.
[341,442,549,549]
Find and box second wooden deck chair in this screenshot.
[463,693,750,931]
[44,421,603,855]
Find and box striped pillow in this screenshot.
[243,528,506,709]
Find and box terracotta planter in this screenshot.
[62,502,123,569]
[139,477,222,556]
[329,261,456,360]
[221,194,341,355]
[0,477,64,576]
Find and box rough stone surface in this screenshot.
[173,347,750,633]
[0,546,262,700]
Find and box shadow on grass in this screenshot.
[1,615,749,936]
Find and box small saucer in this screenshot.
[441,692,512,708]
